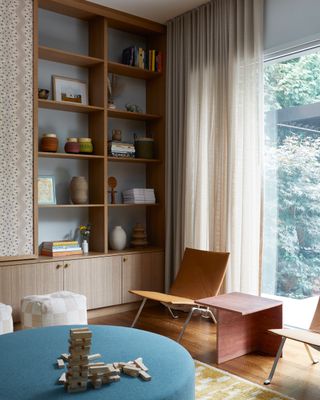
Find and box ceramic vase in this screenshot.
[109,226,126,250]
[70,176,88,204]
[82,239,89,254]
[131,223,148,247]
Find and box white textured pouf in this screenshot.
[0,303,13,335]
[21,291,87,329]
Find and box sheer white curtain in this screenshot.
[166,0,264,294]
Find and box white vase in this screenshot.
[82,239,89,254]
[109,226,126,250]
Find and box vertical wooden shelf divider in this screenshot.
[88,17,108,253]
[146,33,166,248]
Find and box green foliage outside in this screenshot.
[264,53,320,298]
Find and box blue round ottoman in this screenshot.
[0,325,195,400]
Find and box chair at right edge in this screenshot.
[264,296,320,385]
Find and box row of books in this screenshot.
[122,46,162,72]
[41,240,82,257]
[108,141,135,158]
[123,188,156,204]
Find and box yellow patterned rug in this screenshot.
[195,361,295,400]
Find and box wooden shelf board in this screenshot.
[38,99,104,113]
[108,61,161,80]
[38,252,107,262]
[107,108,160,121]
[108,246,164,256]
[38,204,105,208]
[39,152,104,160]
[108,156,160,164]
[108,203,159,207]
[39,46,104,67]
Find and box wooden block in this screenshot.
[92,378,102,389]
[70,327,90,333]
[134,357,148,371]
[89,365,109,374]
[58,372,66,384]
[139,370,152,381]
[89,362,105,367]
[57,358,65,369]
[123,365,140,377]
[70,331,92,339]
[87,353,102,361]
[60,353,70,361]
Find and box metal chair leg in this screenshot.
[167,306,179,319]
[205,307,217,324]
[264,337,286,385]
[131,298,147,328]
[177,306,199,343]
[305,344,319,365]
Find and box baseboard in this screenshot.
[88,302,141,319]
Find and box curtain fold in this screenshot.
[165,0,264,294]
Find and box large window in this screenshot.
[262,49,320,327]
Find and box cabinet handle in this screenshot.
[56,264,62,269]
[123,257,127,262]
[64,263,69,269]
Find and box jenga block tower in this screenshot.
[65,327,92,393]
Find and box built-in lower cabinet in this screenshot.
[0,251,164,321]
[122,252,164,303]
[63,257,121,309]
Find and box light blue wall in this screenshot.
[38,12,148,247]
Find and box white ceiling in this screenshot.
[88,0,208,24]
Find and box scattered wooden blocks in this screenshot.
[123,365,141,377]
[58,372,66,384]
[60,328,151,393]
[57,358,65,369]
[139,370,152,381]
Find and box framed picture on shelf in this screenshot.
[38,176,56,205]
[52,75,88,105]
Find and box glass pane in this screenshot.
[262,51,320,328]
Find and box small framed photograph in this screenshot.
[38,176,56,205]
[52,75,88,105]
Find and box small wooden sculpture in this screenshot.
[131,223,148,247]
[108,176,117,204]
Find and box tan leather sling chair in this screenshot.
[264,296,320,385]
[130,247,230,342]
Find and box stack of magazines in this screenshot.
[41,240,82,257]
[122,188,156,204]
[108,141,135,158]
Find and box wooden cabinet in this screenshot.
[0,251,163,321]
[11,262,63,320]
[122,252,164,303]
[63,257,121,309]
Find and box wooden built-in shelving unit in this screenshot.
[34,0,166,257]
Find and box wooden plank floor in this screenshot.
[90,304,320,400]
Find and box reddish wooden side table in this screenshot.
[196,292,283,364]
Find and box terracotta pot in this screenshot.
[40,134,58,152]
[70,176,88,204]
[65,138,80,153]
[109,226,127,250]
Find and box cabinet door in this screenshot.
[11,262,63,320]
[63,257,122,309]
[0,267,12,306]
[122,252,164,303]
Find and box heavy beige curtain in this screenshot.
[166,0,264,294]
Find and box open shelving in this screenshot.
[34,0,166,258]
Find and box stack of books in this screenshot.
[122,188,156,204]
[121,46,162,72]
[41,240,82,257]
[108,141,135,158]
